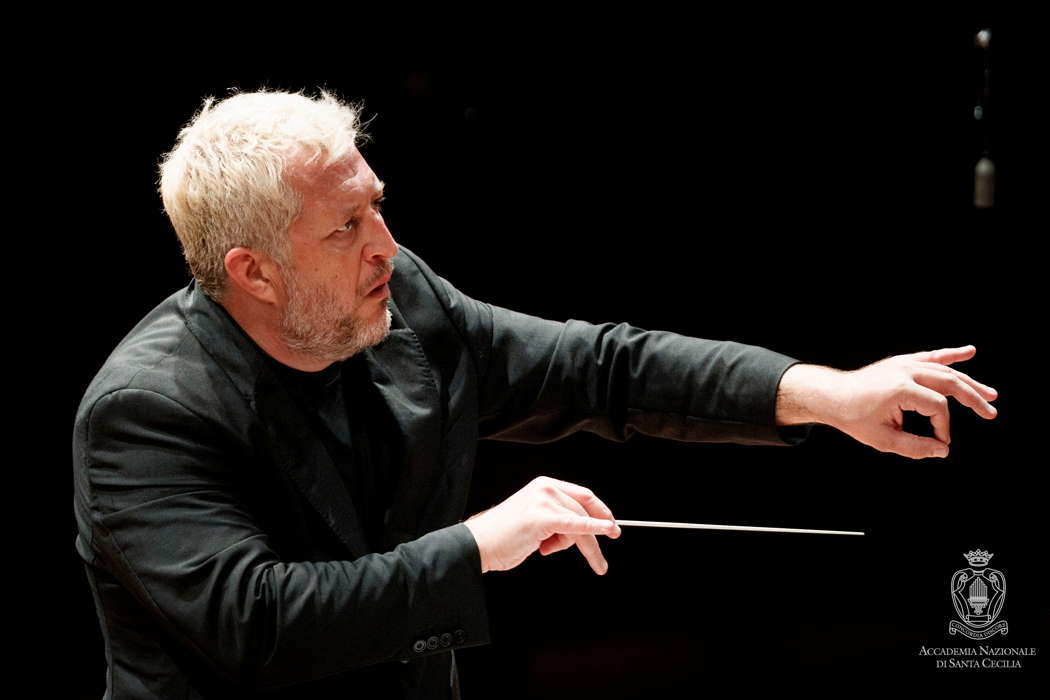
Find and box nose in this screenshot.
[364,211,399,262]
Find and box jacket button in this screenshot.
[440,632,452,647]
[454,629,466,644]
[413,640,426,653]
[427,636,439,650]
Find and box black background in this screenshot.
[29,14,1046,698]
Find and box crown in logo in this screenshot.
[964,550,993,566]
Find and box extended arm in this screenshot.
[476,310,802,445]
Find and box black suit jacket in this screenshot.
[73,247,804,698]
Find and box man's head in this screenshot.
[160,90,398,368]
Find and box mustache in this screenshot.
[362,259,395,294]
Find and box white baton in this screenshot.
[615,520,864,536]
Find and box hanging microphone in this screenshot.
[974,29,994,208]
[974,156,995,209]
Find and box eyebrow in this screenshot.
[338,179,386,220]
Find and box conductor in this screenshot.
[72,89,998,699]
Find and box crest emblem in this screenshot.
[948,549,1008,640]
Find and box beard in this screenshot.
[278,263,393,364]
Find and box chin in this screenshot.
[347,306,393,357]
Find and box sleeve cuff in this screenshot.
[395,523,490,660]
[770,359,813,446]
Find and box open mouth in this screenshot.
[366,272,392,297]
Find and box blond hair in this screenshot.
[159,89,365,299]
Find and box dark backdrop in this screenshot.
[32,16,1046,698]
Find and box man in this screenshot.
[73,90,998,699]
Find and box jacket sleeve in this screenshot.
[397,248,809,446]
[75,386,488,691]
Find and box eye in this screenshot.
[332,195,385,236]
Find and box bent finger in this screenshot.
[543,477,617,523]
[572,534,609,575]
[898,385,951,445]
[546,484,621,539]
[876,425,949,460]
[539,533,574,556]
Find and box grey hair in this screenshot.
[159,89,366,299]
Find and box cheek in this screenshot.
[315,256,359,285]
[299,249,363,299]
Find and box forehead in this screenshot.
[287,147,380,204]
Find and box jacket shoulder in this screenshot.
[74,284,256,439]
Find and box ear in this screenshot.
[223,247,283,305]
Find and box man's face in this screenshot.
[277,147,399,364]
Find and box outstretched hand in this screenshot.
[777,345,998,459]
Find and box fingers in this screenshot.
[545,511,621,538]
[570,532,608,575]
[541,477,619,528]
[900,384,952,445]
[532,477,619,575]
[875,424,950,459]
[543,484,617,575]
[538,515,614,575]
[538,531,612,576]
[539,533,573,556]
[917,362,998,404]
[914,368,998,419]
[529,476,620,537]
[911,345,977,365]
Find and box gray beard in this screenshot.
[279,274,392,363]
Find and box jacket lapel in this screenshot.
[363,297,445,551]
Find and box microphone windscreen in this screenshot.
[974,157,995,208]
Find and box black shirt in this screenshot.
[270,354,397,552]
